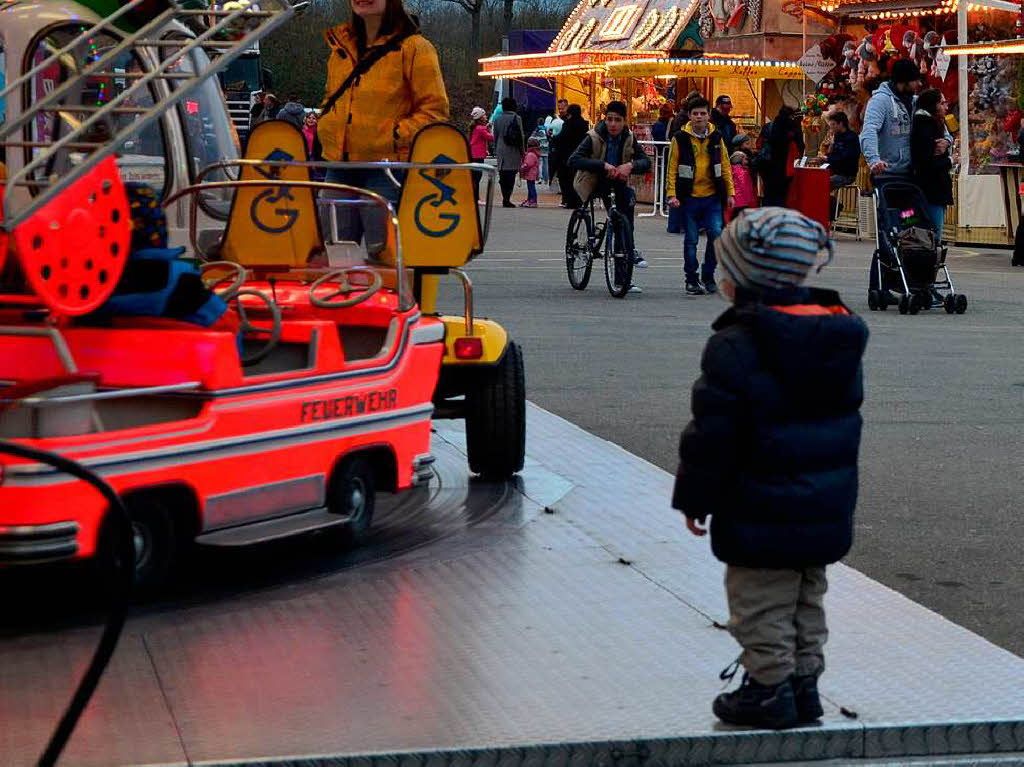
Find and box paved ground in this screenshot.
[437,204,1024,657]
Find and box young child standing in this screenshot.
[520,136,542,208]
[729,151,757,217]
[469,106,495,205]
[673,208,869,730]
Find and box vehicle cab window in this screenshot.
[24,26,168,196]
[166,40,241,219]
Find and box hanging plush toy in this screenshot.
[922,30,942,78]
[842,40,858,73]
[856,35,879,86]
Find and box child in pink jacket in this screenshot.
[520,137,542,208]
[730,150,757,217]
[469,106,494,204]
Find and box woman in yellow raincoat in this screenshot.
[317,0,449,248]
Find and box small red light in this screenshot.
[185,100,200,115]
[453,337,483,360]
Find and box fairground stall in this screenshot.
[821,0,1021,245]
[478,0,827,208]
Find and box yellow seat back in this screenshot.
[397,123,482,269]
[220,121,324,268]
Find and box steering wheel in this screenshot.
[309,267,383,309]
[229,288,282,366]
[201,261,247,300]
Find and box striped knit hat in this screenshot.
[716,207,834,292]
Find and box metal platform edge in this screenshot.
[189,719,1024,767]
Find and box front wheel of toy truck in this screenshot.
[465,341,526,479]
[328,456,377,548]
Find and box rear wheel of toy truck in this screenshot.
[955,293,968,314]
[868,289,880,311]
[566,208,594,290]
[118,495,177,597]
[944,294,956,314]
[466,341,526,479]
[329,456,376,548]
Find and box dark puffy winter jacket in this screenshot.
[672,286,869,569]
[910,111,954,207]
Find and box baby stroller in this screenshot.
[868,182,967,315]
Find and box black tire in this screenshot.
[908,294,920,315]
[898,296,910,315]
[955,293,968,314]
[867,289,879,311]
[122,495,176,597]
[944,294,956,314]
[328,456,376,548]
[604,214,634,298]
[565,209,594,290]
[465,341,526,479]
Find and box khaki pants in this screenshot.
[725,565,828,686]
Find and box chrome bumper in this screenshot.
[0,521,80,564]
[411,454,436,487]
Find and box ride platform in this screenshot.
[3,404,1023,766]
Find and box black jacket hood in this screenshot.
[713,286,869,397]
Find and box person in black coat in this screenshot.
[553,104,589,208]
[711,94,738,150]
[824,110,860,187]
[757,106,805,207]
[673,208,869,731]
[910,88,954,239]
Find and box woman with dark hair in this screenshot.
[317,0,449,248]
[494,97,525,208]
[911,88,953,237]
[758,105,805,207]
[552,103,589,208]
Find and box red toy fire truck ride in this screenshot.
[0,0,524,592]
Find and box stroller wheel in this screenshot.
[944,294,956,314]
[898,295,910,315]
[908,295,920,315]
[955,294,968,314]
[868,289,880,311]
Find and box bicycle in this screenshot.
[564,187,635,298]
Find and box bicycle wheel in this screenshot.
[565,208,594,290]
[604,213,634,298]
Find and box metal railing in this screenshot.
[0,0,302,231]
[637,140,671,219]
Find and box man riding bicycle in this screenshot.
[567,101,651,294]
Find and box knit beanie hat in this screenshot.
[716,207,834,292]
[731,132,751,149]
[470,106,486,120]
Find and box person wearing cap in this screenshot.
[673,207,869,731]
[860,58,922,182]
[568,100,652,292]
[667,96,735,296]
[860,58,924,293]
[469,106,494,204]
[711,94,737,150]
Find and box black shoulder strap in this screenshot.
[320,31,416,117]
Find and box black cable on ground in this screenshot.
[0,440,134,767]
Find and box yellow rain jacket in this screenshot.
[318,24,449,162]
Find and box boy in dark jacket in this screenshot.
[673,207,869,730]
